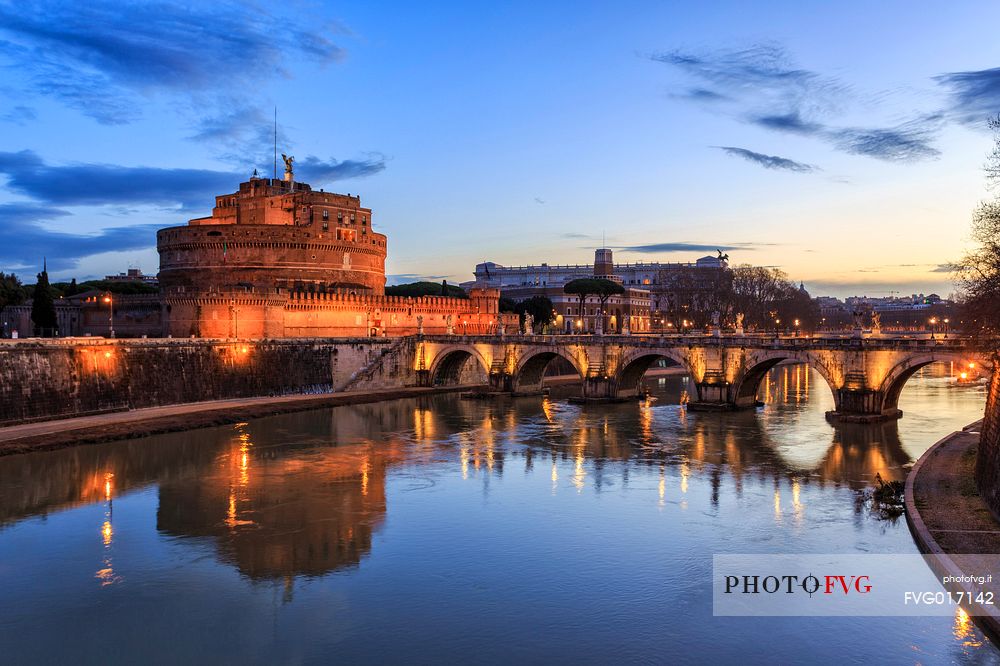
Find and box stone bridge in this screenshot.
[408,333,989,422]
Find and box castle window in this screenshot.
[322,210,329,220]
[362,216,367,225]
[350,214,356,223]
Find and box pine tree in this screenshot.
[31,263,57,337]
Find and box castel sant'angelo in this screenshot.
[157,157,508,338]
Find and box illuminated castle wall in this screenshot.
[157,175,512,338]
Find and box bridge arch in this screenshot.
[730,351,840,409]
[877,352,983,414]
[511,347,586,392]
[427,345,491,386]
[615,349,693,398]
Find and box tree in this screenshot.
[514,296,555,332]
[498,296,518,313]
[0,271,27,337]
[31,266,57,337]
[728,265,794,331]
[564,278,624,332]
[385,281,468,299]
[956,119,1000,341]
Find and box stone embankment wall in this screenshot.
[975,354,1000,517]
[0,338,402,425]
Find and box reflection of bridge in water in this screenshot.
[413,333,988,422]
[0,365,975,584]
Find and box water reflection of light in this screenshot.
[97,477,119,586]
[792,479,804,524]
[658,466,666,508]
[573,455,586,492]
[953,606,981,647]
[639,399,653,442]
[460,442,469,480]
[541,396,555,422]
[795,365,802,403]
[361,456,371,496]
[773,487,782,522]
[551,460,558,494]
[227,491,237,527]
[413,408,434,441]
[680,462,689,494]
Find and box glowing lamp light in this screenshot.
[103,296,111,304]
[104,351,112,359]
[240,346,249,354]
[960,372,969,380]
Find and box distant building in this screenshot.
[104,268,158,285]
[464,249,730,332]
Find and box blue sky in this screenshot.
[1,0,999,298]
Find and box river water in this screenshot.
[0,364,993,664]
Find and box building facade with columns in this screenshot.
[157,166,514,338]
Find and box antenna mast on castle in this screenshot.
[273,106,277,181]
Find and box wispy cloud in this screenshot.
[0,105,37,125]
[717,146,817,172]
[830,116,942,162]
[0,150,235,209]
[935,67,1000,126]
[618,241,772,254]
[0,150,384,211]
[0,203,158,272]
[386,273,450,285]
[653,43,943,163]
[0,0,346,125]
[297,155,387,182]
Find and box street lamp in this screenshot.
[929,316,938,340]
[943,317,950,339]
[102,294,114,338]
[794,318,800,337]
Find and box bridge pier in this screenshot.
[687,374,745,412]
[481,371,546,397]
[567,376,630,404]
[825,387,902,423]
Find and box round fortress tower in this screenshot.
[157,175,389,337]
[158,176,387,295]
